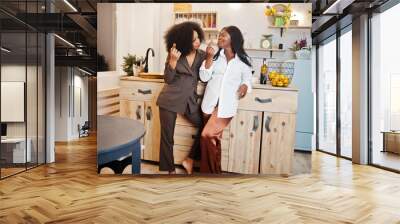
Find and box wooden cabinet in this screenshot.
[120,100,145,122]
[119,77,298,175]
[120,100,145,158]
[119,100,161,161]
[174,124,197,146]
[260,113,296,175]
[226,110,262,174]
[142,102,160,161]
[220,128,230,172]
[119,79,163,162]
[173,124,197,164]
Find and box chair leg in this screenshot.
[131,141,141,174]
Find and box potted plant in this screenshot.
[289,38,311,59]
[264,4,292,27]
[122,54,144,76]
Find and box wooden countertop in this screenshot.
[120,76,164,83]
[120,75,298,91]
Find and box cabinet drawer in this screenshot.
[119,81,163,101]
[174,125,198,146]
[173,127,229,167]
[238,89,298,114]
[173,145,191,165]
[176,114,196,127]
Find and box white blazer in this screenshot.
[200,49,252,118]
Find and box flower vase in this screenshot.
[274,16,285,26]
[295,48,311,60]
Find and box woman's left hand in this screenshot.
[237,84,248,99]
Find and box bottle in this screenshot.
[260,58,268,84]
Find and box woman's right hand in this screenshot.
[206,44,215,59]
[168,43,181,69]
[204,44,215,69]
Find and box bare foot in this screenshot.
[182,158,194,174]
[168,170,176,175]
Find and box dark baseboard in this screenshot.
[294,149,312,154]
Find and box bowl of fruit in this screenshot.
[268,71,291,87]
[267,62,294,88]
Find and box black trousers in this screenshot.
[159,105,203,171]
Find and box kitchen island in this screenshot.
[115,75,298,175]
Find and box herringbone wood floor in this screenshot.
[1,134,400,223]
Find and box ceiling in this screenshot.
[311,0,390,44]
[0,0,98,73]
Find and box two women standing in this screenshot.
[157,22,252,174]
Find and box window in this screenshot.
[0,1,46,179]
[371,3,400,171]
[390,74,400,130]
[318,37,337,154]
[340,28,352,158]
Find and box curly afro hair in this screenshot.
[164,21,205,57]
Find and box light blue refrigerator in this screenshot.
[289,59,314,151]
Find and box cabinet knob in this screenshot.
[265,116,272,132]
[252,115,259,131]
[138,89,152,95]
[230,133,234,138]
[255,97,272,104]
[146,106,152,120]
[136,105,142,120]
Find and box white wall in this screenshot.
[72,74,89,138]
[109,3,312,79]
[115,4,161,75]
[55,67,89,141]
[1,64,46,163]
[1,65,32,138]
[97,71,122,91]
[55,67,70,141]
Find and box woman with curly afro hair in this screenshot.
[156,21,206,174]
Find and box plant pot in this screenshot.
[287,50,296,59]
[295,49,311,60]
[133,65,140,76]
[274,16,285,26]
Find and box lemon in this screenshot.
[283,78,288,84]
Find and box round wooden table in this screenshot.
[97,115,145,174]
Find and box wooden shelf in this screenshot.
[268,25,312,37]
[174,11,217,14]
[245,48,285,52]
[174,12,217,31]
[203,28,219,32]
[269,25,312,29]
[245,48,285,58]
